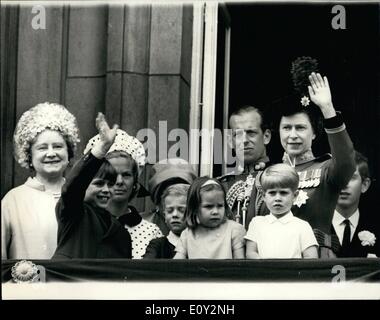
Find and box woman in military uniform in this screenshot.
[274,57,355,257]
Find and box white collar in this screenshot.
[25,177,64,199]
[267,211,294,224]
[25,176,47,191]
[333,209,360,229]
[167,231,180,247]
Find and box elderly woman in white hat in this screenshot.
[84,124,163,259]
[2,102,80,259]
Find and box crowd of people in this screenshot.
[2,67,379,261]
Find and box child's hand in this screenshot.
[96,112,118,147]
[91,113,118,158]
[308,72,336,118]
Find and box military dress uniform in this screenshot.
[283,113,355,258]
[218,156,270,230]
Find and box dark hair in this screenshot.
[278,56,322,136]
[284,109,322,137]
[94,160,117,185]
[229,105,270,132]
[185,176,232,229]
[106,150,139,200]
[261,163,299,192]
[276,95,324,137]
[354,151,371,180]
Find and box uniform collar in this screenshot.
[267,211,294,224]
[238,155,270,174]
[333,209,360,229]
[283,152,332,168]
[220,155,270,178]
[245,156,270,173]
[282,151,315,167]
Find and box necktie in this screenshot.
[341,219,351,252]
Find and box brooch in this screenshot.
[300,96,310,107]
[11,260,39,283]
[294,189,309,208]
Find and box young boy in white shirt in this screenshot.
[245,163,319,259]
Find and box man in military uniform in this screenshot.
[218,105,271,229]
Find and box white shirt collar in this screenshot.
[332,209,360,244]
[267,211,294,224]
[167,231,180,247]
[333,209,360,229]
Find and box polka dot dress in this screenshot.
[125,220,163,259]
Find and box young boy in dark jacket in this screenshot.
[332,151,379,258]
[53,113,132,259]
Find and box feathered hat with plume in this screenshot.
[291,56,319,107]
[271,56,323,135]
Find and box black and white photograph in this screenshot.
[1,0,380,305]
